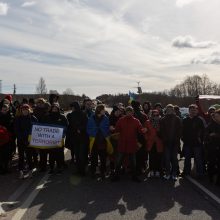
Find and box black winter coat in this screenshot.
[14,114,38,146]
[65,111,87,148]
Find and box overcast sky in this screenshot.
[1,0,220,97]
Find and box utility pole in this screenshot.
[13,84,16,95]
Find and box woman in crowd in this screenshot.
[109,105,124,175]
[144,110,163,178]
[0,104,14,174]
[43,103,68,174]
[112,106,147,182]
[14,104,38,178]
[87,104,110,179]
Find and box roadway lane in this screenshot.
[3,150,219,220]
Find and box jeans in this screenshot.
[90,148,107,175]
[164,143,178,176]
[115,152,137,177]
[149,144,162,172]
[183,145,204,176]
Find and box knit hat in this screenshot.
[5,95,12,102]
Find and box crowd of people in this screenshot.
[0,94,219,185]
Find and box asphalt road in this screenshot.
[1,150,220,220]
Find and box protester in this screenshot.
[144,110,163,178]
[43,103,68,174]
[182,104,205,178]
[87,104,110,179]
[0,104,14,174]
[205,109,220,185]
[66,101,88,176]
[109,105,124,175]
[131,100,148,175]
[160,104,182,180]
[142,101,152,118]
[14,104,38,178]
[154,103,164,117]
[111,106,147,182]
[82,98,95,118]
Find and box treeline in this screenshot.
[97,75,220,110]
[96,93,194,108]
[167,74,220,97]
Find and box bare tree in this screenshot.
[36,77,47,94]
[169,74,220,97]
[63,88,74,95]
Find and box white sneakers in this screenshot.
[148,171,154,177]
[163,174,170,180]
[163,174,178,181]
[148,171,160,178]
[19,170,33,179]
[155,171,160,178]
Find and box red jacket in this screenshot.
[115,115,143,154]
[144,120,163,153]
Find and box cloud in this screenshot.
[191,52,220,65]
[0,2,9,15]
[172,36,217,49]
[176,0,203,7]
[21,1,36,8]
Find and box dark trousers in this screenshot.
[164,144,178,176]
[40,149,49,171]
[90,148,107,175]
[136,147,147,173]
[74,143,87,174]
[207,146,220,181]
[115,152,137,177]
[183,145,204,176]
[18,145,35,171]
[49,148,63,170]
[0,143,11,173]
[149,144,162,172]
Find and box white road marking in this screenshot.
[0,175,34,216]
[11,148,69,220]
[186,176,220,204]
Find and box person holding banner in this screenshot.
[43,103,68,174]
[87,104,110,179]
[14,104,38,179]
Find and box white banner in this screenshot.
[199,95,220,100]
[29,124,64,149]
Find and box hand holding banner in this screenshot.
[29,124,64,149]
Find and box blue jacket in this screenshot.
[87,115,109,138]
